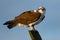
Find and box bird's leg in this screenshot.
[29,25,35,31]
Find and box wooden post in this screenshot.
[29,30,42,40]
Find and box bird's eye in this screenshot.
[42,8,46,11]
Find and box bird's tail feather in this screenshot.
[3,20,16,29]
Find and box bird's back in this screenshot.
[14,11,41,25]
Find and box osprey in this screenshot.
[3,6,46,30]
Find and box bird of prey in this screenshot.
[3,6,46,30]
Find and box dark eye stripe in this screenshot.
[38,8,46,11]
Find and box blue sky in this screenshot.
[0,0,60,40]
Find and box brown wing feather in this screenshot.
[14,11,41,25]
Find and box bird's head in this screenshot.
[37,6,46,14]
